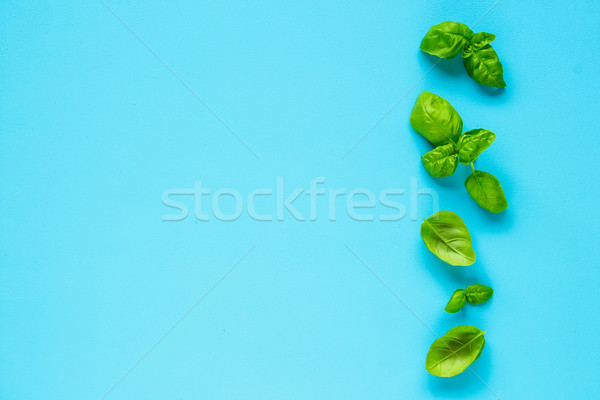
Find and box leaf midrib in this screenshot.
[432,30,471,42]
[424,219,471,260]
[427,150,457,165]
[470,48,500,80]
[422,104,457,144]
[429,330,486,369]
[472,170,491,206]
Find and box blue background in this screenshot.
[1,1,599,399]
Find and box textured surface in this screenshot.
[421,211,476,266]
[1,0,600,399]
[464,170,509,213]
[425,325,486,377]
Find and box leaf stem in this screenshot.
[470,163,476,173]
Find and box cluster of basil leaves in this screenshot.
[411,91,508,214]
[445,284,493,313]
[415,21,506,378]
[420,211,494,377]
[420,21,505,88]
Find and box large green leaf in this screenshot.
[464,284,494,305]
[420,21,473,59]
[410,91,463,146]
[444,289,467,313]
[464,170,508,213]
[420,211,476,266]
[464,45,506,87]
[457,129,496,164]
[426,325,486,377]
[422,143,458,177]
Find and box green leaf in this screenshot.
[465,170,508,213]
[457,129,496,164]
[420,211,476,266]
[464,45,506,87]
[470,32,496,50]
[422,143,458,177]
[445,289,467,313]
[464,284,494,305]
[420,21,474,59]
[410,91,463,146]
[426,325,486,377]
[461,42,474,58]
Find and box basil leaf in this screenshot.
[470,32,496,50]
[410,91,463,146]
[420,21,474,59]
[464,284,493,304]
[445,289,466,313]
[420,211,476,266]
[461,42,474,59]
[426,325,486,377]
[457,129,496,164]
[464,45,506,88]
[422,143,458,177]
[465,170,508,213]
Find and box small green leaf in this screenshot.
[465,170,508,213]
[464,284,494,305]
[420,21,474,59]
[445,289,467,313]
[410,91,463,146]
[470,32,496,50]
[426,325,486,377]
[422,143,458,177]
[461,42,474,58]
[464,45,506,88]
[457,129,496,164]
[420,211,476,266]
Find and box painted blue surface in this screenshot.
[1,1,599,399]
